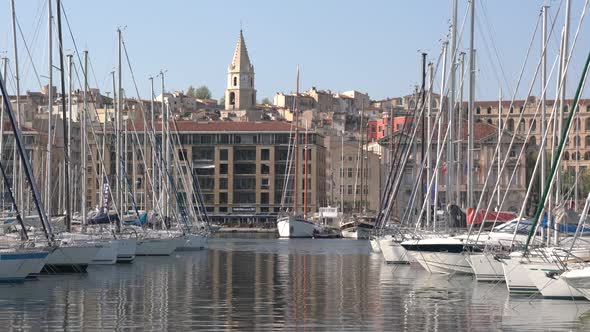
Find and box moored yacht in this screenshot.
[340,215,375,240]
[277,215,321,238]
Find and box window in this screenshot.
[487,119,493,125]
[348,168,353,178]
[487,107,492,114]
[261,178,269,189]
[586,118,590,131]
[219,178,228,190]
[585,151,590,160]
[530,119,536,132]
[510,107,514,114]
[587,105,590,112]
[519,106,524,113]
[220,149,228,160]
[529,136,536,146]
[260,192,269,205]
[507,119,515,131]
[261,164,270,174]
[573,152,580,160]
[575,135,581,147]
[234,192,255,204]
[219,192,228,204]
[233,76,237,86]
[261,149,270,160]
[347,185,353,195]
[564,105,569,113]
[476,107,481,114]
[564,151,570,160]
[229,92,236,106]
[586,135,590,147]
[220,164,228,175]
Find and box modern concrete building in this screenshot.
[86,121,327,226]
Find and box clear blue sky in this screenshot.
[1,0,589,102]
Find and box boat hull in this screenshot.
[176,234,207,251]
[524,263,585,299]
[136,237,178,256]
[467,253,505,282]
[380,239,412,264]
[341,227,371,240]
[0,249,49,282]
[116,238,137,263]
[277,216,319,238]
[42,245,101,274]
[501,258,538,294]
[90,240,118,265]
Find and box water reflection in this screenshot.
[1,237,590,331]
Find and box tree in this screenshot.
[219,96,225,106]
[195,85,212,99]
[261,97,272,105]
[186,85,196,97]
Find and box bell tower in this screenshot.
[225,30,256,110]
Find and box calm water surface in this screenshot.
[2,235,590,331]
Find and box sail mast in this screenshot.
[467,0,476,209]
[46,0,53,220]
[56,0,71,231]
[447,0,458,207]
[82,50,88,225]
[293,66,300,215]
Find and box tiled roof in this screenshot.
[127,120,295,133]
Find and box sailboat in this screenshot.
[277,67,322,238]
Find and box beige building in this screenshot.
[86,121,327,225]
[324,134,381,214]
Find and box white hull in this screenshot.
[116,238,137,263]
[369,238,381,253]
[43,244,101,273]
[341,227,371,240]
[501,257,538,294]
[277,216,319,238]
[176,233,207,251]
[524,263,585,299]
[136,237,178,256]
[89,240,118,265]
[467,252,505,282]
[380,239,412,264]
[409,251,473,274]
[562,267,590,301]
[0,249,49,282]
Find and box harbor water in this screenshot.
[2,235,590,331]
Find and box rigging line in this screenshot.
[118,37,176,226]
[478,0,513,92]
[517,0,590,247]
[464,5,550,241]
[14,6,44,90]
[479,49,561,248]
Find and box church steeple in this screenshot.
[230,30,253,73]
[225,30,256,110]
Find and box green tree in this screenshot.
[219,96,225,106]
[261,97,272,105]
[195,85,212,99]
[186,85,196,97]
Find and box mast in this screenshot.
[111,71,117,214]
[426,63,433,228]
[56,0,71,231]
[67,53,73,213]
[160,70,168,222]
[467,0,476,209]
[457,52,465,204]
[150,76,156,211]
[340,130,344,214]
[557,0,571,210]
[10,0,23,210]
[420,53,427,221]
[117,28,123,223]
[498,88,502,209]
[46,0,53,219]
[435,41,448,230]
[541,6,548,207]
[447,0,458,206]
[303,122,309,218]
[0,58,6,208]
[101,91,109,210]
[82,50,88,225]
[294,66,300,215]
